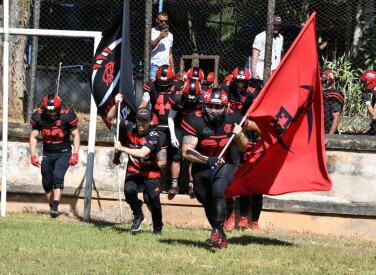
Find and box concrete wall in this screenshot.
[1,122,376,238]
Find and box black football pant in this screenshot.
[41,150,71,192]
[124,174,163,230]
[226,194,263,221]
[191,163,237,231]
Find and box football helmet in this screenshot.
[183,79,201,102]
[42,94,61,122]
[202,88,228,125]
[206,72,215,84]
[232,66,251,81]
[232,67,251,90]
[156,65,174,90]
[321,69,335,90]
[187,67,204,81]
[360,70,376,93]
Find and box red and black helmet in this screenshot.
[321,69,335,90]
[202,88,228,125]
[187,67,204,81]
[206,72,215,84]
[183,79,201,102]
[360,70,376,92]
[42,94,61,122]
[232,66,251,81]
[156,64,174,89]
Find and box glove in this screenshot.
[69,153,78,165]
[361,93,371,105]
[31,155,41,167]
[171,137,179,148]
[206,156,221,167]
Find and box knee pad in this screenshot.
[53,178,64,190]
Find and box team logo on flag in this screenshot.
[273,107,292,135]
[224,123,232,133]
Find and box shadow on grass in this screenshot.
[160,234,293,250]
[228,235,293,246]
[160,238,219,252]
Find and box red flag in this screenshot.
[226,12,332,197]
[89,2,136,130]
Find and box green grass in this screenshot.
[0,214,375,274]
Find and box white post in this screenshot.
[83,32,102,222]
[1,0,10,217]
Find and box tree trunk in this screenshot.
[352,0,364,58]
[0,0,32,121]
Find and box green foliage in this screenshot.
[323,54,368,118]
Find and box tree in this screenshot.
[0,0,32,120]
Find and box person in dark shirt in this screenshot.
[140,64,184,192]
[221,66,263,231]
[168,79,202,197]
[321,69,345,134]
[182,88,258,249]
[360,70,376,135]
[107,94,167,234]
[29,94,80,218]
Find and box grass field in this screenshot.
[0,213,375,274]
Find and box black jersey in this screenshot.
[220,81,260,115]
[119,120,167,178]
[323,88,344,134]
[30,109,79,153]
[143,80,183,125]
[168,90,201,128]
[181,109,244,163]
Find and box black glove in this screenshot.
[206,156,220,167]
[361,93,371,105]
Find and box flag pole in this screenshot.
[115,100,123,222]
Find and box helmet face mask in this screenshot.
[156,65,174,90]
[42,94,61,122]
[202,88,228,125]
[360,70,376,93]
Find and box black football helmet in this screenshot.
[202,88,228,125]
[183,79,201,102]
[156,65,174,90]
[42,94,61,122]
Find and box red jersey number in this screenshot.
[154,94,171,116]
[41,128,64,144]
[200,138,230,156]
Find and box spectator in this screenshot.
[251,15,284,87]
[29,94,80,218]
[140,65,184,194]
[360,70,376,135]
[220,66,263,231]
[107,94,168,234]
[168,79,202,198]
[150,11,174,80]
[321,69,345,134]
[182,88,258,249]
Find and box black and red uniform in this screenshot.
[221,80,264,224]
[143,80,184,126]
[119,119,167,231]
[323,88,345,134]
[220,80,259,115]
[182,109,244,229]
[30,109,78,191]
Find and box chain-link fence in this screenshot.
[1,0,376,134]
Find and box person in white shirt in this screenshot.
[150,12,174,80]
[251,15,284,83]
